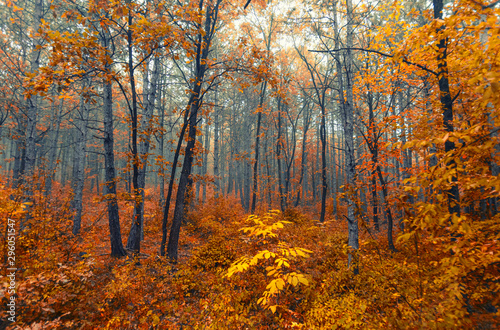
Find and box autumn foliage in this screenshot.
[1,0,500,328]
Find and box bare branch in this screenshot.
[309,47,437,76]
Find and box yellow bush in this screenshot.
[190,237,236,271]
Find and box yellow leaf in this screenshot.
[442,132,450,143]
[298,276,309,286]
[276,278,285,290]
[267,280,277,293]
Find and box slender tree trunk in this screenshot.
[7,138,14,183]
[320,100,328,223]
[295,101,310,207]
[103,71,126,257]
[276,98,285,212]
[126,10,144,253]
[312,128,319,203]
[167,0,218,261]
[227,112,234,196]
[21,0,43,226]
[24,0,42,181]
[159,73,166,207]
[376,165,396,251]
[201,117,210,203]
[433,0,460,216]
[330,112,337,214]
[238,162,244,205]
[160,99,190,256]
[368,88,379,231]
[127,55,159,248]
[72,81,90,235]
[251,81,267,213]
[44,100,63,197]
[337,0,358,272]
[284,108,296,211]
[245,155,251,210]
[213,90,220,198]
[12,137,25,189]
[167,98,200,261]
[265,147,272,207]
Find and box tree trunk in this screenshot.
[337,0,358,272]
[44,100,63,197]
[376,165,396,251]
[201,117,210,203]
[159,73,166,207]
[213,89,220,198]
[167,0,218,261]
[320,100,328,223]
[433,0,460,216]
[330,111,337,214]
[276,98,285,212]
[126,10,144,253]
[72,82,90,235]
[295,100,310,207]
[160,98,190,256]
[251,81,267,213]
[22,0,43,226]
[167,98,200,261]
[103,70,126,257]
[367,87,379,231]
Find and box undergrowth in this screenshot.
[1,178,498,329]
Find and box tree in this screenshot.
[295,46,334,223]
[166,0,222,261]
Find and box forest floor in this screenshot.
[1,183,499,329]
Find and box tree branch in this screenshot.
[309,47,437,76]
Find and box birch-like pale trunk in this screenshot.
[72,81,90,235]
[336,0,358,272]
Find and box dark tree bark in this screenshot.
[367,82,379,231]
[213,89,220,198]
[201,117,210,203]
[24,0,42,182]
[295,99,311,207]
[158,73,166,208]
[295,45,331,222]
[44,100,63,197]
[160,97,190,257]
[282,103,298,211]
[21,0,44,227]
[276,97,285,211]
[251,81,267,213]
[319,99,328,223]
[127,54,160,247]
[433,0,460,216]
[99,18,127,257]
[330,111,338,214]
[103,71,127,257]
[167,0,220,262]
[125,8,144,253]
